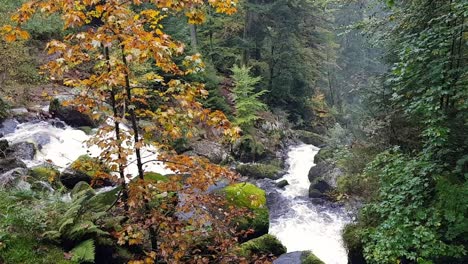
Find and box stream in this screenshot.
[258,144,350,264]
[1,117,350,263]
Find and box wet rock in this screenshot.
[0,168,29,189]
[236,163,282,180]
[276,179,289,188]
[0,119,19,136]
[189,139,229,164]
[273,251,303,264]
[0,139,8,158]
[308,179,332,199]
[50,119,66,129]
[49,98,97,128]
[60,169,92,189]
[32,132,51,149]
[10,142,36,160]
[0,157,27,174]
[308,162,333,182]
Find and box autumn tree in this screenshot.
[2,0,247,262]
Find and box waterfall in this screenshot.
[264,144,350,264]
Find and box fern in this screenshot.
[71,239,95,263]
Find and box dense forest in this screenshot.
[0,0,466,263]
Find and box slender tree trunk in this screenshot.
[120,43,144,180]
[104,46,128,206]
[189,24,198,52]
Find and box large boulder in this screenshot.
[0,168,29,189]
[60,168,92,189]
[0,139,8,158]
[239,234,286,257]
[221,183,269,241]
[0,157,27,174]
[0,118,18,136]
[60,155,113,189]
[308,162,343,189]
[10,142,36,160]
[189,139,229,164]
[308,178,332,199]
[236,163,282,180]
[49,98,97,128]
[301,251,325,264]
[295,130,326,147]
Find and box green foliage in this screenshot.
[0,98,8,120]
[360,149,466,263]
[43,186,109,243]
[71,239,95,263]
[232,65,267,132]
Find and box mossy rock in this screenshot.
[144,172,169,182]
[314,147,334,164]
[239,234,286,257]
[70,155,110,178]
[78,126,94,135]
[295,130,326,146]
[71,181,95,198]
[236,163,281,180]
[222,183,269,241]
[29,166,62,189]
[87,186,121,212]
[301,251,325,264]
[342,224,367,264]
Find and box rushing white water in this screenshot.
[268,144,350,264]
[2,120,172,178]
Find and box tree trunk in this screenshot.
[120,43,144,180]
[104,46,128,205]
[189,24,198,52]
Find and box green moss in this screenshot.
[301,251,325,264]
[70,155,110,178]
[0,98,9,121]
[30,167,62,189]
[78,126,93,135]
[236,163,281,180]
[314,147,334,163]
[222,183,269,240]
[239,234,286,257]
[295,130,326,146]
[71,181,95,198]
[0,235,73,264]
[223,183,266,210]
[144,172,169,182]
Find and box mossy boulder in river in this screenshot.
[295,130,326,146]
[239,234,286,257]
[221,183,269,241]
[301,251,325,264]
[60,155,113,189]
[30,166,62,190]
[235,163,282,180]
